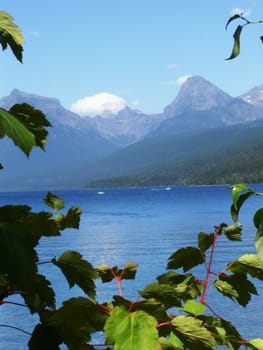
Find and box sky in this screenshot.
[0,0,263,116]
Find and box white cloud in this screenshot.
[160,80,178,86]
[176,75,192,86]
[167,63,180,70]
[70,92,126,116]
[231,8,251,16]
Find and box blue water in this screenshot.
[0,185,263,349]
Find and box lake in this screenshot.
[0,185,263,349]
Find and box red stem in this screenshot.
[200,232,219,304]
[116,275,123,296]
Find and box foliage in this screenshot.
[225,13,263,59]
[1,8,263,350]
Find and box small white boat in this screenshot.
[97,191,105,195]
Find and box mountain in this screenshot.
[1,76,263,190]
[240,84,263,107]
[88,106,163,146]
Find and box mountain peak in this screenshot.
[164,75,233,117]
[240,84,263,106]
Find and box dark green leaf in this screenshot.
[225,14,242,30]
[23,274,56,313]
[0,11,24,62]
[171,315,216,349]
[0,108,35,156]
[214,273,257,307]
[96,263,115,283]
[167,247,204,272]
[53,251,97,298]
[9,103,51,150]
[224,225,242,241]
[228,254,263,280]
[255,223,263,259]
[104,306,159,350]
[198,232,214,252]
[121,261,138,280]
[44,192,65,210]
[231,191,254,226]
[56,206,83,230]
[28,324,61,350]
[254,208,263,229]
[226,25,243,60]
[47,297,107,348]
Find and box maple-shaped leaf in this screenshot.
[121,261,138,279]
[24,211,60,238]
[167,247,204,272]
[179,300,206,317]
[198,232,214,252]
[0,108,35,156]
[53,251,97,298]
[0,11,24,62]
[56,206,83,230]
[228,254,263,280]
[214,273,257,307]
[96,263,115,283]
[44,192,65,210]
[47,297,107,348]
[28,323,61,350]
[159,332,184,349]
[9,103,51,150]
[171,315,216,349]
[140,282,184,308]
[104,306,159,350]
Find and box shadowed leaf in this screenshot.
[28,324,61,350]
[44,192,65,210]
[224,225,242,241]
[226,25,243,60]
[167,247,204,272]
[198,232,214,252]
[225,14,242,30]
[53,251,97,298]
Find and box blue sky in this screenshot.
[0,0,263,116]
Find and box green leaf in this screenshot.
[254,208,263,229]
[228,254,263,280]
[231,190,254,226]
[9,103,51,149]
[159,333,184,349]
[47,297,107,348]
[171,315,216,349]
[198,232,214,252]
[167,247,204,272]
[96,263,115,283]
[122,261,138,280]
[53,251,97,298]
[0,11,24,62]
[179,300,206,316]
[214,273,257,307]
[44,192,65,210]
[55,206,83,230]
[224,225,242,241]
[250,338,263,350]
[225,14,242,30]
[28,324,61,350]
[0,108,35,156]
[255,223,263,259]
[226,25,243,60]
[104,306,159,350]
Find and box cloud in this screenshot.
[160,80,178,86]
[176,75,192,86]
[70,92,126,116]
[231,8,251,16]
[167,63,180,70]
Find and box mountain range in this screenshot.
[1,75,263,190]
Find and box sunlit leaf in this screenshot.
[159,333,184,349]
[47,297,107,348]
[249,338,263,349]
[228,254,263,280]
[179,300,206,316]
[0,108,35,156]
[214,273,257,307]
[167,247,204,272]
[0,11,24,62]
[28,324,61,350]
[104,306,159,350]
[226,25,243,60]
[171,315,216,348]
[9,103,51,149]
[224,225,242,241]
[53,251,97,298]
[44,192,65,210]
